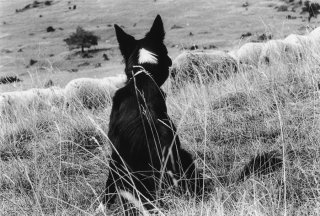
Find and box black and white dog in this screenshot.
[102,15,203,212]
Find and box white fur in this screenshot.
[284,34,319,58]
[284,34,311,45]
[118,191,150,216]
[64,74,126,109]
[0,74,126,116]
[236,42,265,67]
[307,28,320,56]
[95,202,106,214]
[171,50,237,85]
[138,48,158,64]
[0,89,38,115]
[34,87,66,107]
[259,39,302,65]
[227,50,238,62]
[0,86,65,118]
[309,27,320,42]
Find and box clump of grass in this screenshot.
[0,107,112,215]
[163,48,320,214]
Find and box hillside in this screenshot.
[0,0,319,92]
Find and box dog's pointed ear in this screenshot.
[114,24,136,58]
[145,15,165,42]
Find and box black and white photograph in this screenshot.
[1,0,320,215]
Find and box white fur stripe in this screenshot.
[138,48,158,64]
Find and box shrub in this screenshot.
[29,59,37,66]
[0,76,22,84]
[64,27,99,53]
[46,26,55,32]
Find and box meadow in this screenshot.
[1,46,320,215]
[1,0,320,215]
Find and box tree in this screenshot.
[64,26,99,53]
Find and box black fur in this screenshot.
[103,15,202,211]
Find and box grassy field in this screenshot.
[1,0,320,215]
[1,49,320,215]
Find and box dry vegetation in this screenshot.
[1,39,320,216]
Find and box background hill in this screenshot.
[0,0,319,92]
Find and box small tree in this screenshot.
[64,26,99,53]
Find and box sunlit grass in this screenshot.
[1,46,320,215]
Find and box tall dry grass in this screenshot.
[1,46,320,215]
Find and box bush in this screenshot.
[46,26,55,32]
[0,76,22,84]
[64,27,99,53]
[277,5,288,12]
[29,59,37,66]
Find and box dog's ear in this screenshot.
[145,15,165,42]
[114,24,136,59]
